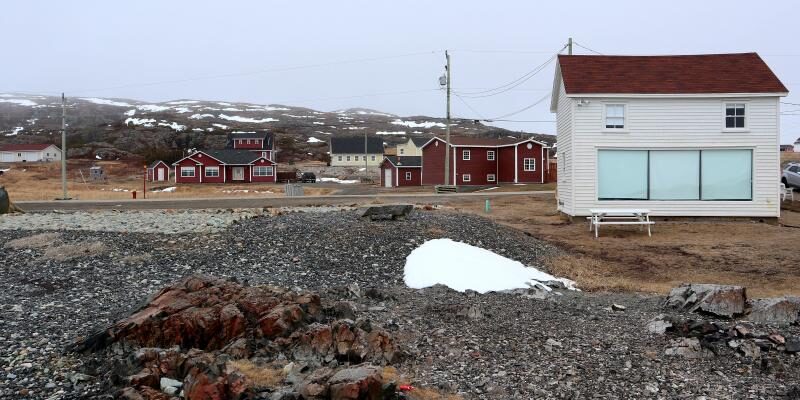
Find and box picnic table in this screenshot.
[588,208,654,238]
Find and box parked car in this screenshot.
[300,172,317,183]
[782,163,800,188]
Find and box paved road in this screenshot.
[17,190,555,211]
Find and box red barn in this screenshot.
[421,137,549,185]
[380,156,422,187]
[172,150,276,184]
[147,160,170,182]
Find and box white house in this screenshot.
[794,138,800,152]
[395,137,428,157]
[329,136,384,167]
[550,53,788,217]
[0,143,62,162]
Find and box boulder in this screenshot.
[664,337,713,359]
[359,204,413,221]
[664,284,746,318]
[0,186,23,214]
[786,336,800,353]
[328,365,383,400]
[747,297,800,326]
[646,315,673,335]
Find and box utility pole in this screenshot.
[567,37,573,55]
[60,93,69,200]
[364,130,368,179]
[443,50,452,186]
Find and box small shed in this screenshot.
[380,156,422,188]
[148,160,171,182]
[89,166,105,181]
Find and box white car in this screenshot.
[782,163,800,188]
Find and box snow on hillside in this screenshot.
[125,118,156,127]
[80,98,133,107]
[0,99,37,107]
[219,114,278,123]
[391,119,446,129]
[307,137,324,143]
[189,114,215,119]
[137,105,171,112]
[376,131,406,135]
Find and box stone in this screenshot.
[299,367,334,398]
[328,365,383,400]
[160,377,182,391]
[664,338,713,359]
[737,340,761,359]
[359,204,413,221]
[332,301,357,320]
[747,297,800,326]
[611,304,626,311]
[664,284,746,318]
[457,305,483,320]
[786,336,800,353]
[646,315,672,335]
[768,333,785,345]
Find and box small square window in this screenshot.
[605,104,625,129]
[462,174,471,182]
[523,158,536,171]
[354,155,359,161]
[405,171,412,180]
[371,155,376,161]
[725,103,746,129]
[462,150,470,160]
[487,174,496,182]
[346,155,351,161]
[399,148,405,155]
[338,156,342,161]
[487,150,495,161]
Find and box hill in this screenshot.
[0,93,555,164]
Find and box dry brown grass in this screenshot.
[42,241,108,261]
[227,360,285,389]
[380,367,462,400]
[547,254,640,292]
[4,232,60,249]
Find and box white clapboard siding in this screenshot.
[555,80,574,214]
[564,90,780,217]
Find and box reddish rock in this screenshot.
[328,365,384,400]
[127,367,160,388]
[259,304,306,338]
[183,368,227,400]
[299,367,335,398]
[118,387,145,400]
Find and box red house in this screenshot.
[380,156,422,187]
[147,160,170,182]
[421,137,549,186]
[171,131,277,184]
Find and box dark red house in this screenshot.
[147,160,170,182]
[380,156,422,187]
[421,137,549,186]
[171,131,277,184]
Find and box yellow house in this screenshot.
[395,137,429,157]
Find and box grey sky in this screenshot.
[1,0,798,143]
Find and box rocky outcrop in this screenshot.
[67,276,403,400]
[664,284,746,318]
[747,297,800,326]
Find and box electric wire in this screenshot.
[572,41,603,55]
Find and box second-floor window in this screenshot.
[487,150,495,161]
[725,103,746,129]
[605,104,625,129]
[462,150,470,160]
[399,148,405,155]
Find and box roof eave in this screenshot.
[564,92,789,98]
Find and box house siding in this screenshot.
[380,160,422,187]
[396,141,422,156]
[454,147,497,185]
[232,139,266,150]
[515,142,545,183]
[175,158,201,184]
[250,160,277,183]
[330,153,383,167]
[421,140,453,185]
[567,92,780,217]
[555,79,574,214]
[497,147,516,182]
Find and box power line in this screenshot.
[452,93,487,121]
[484,92,552,121]
[454,54,557,98]
[572,41,603,55]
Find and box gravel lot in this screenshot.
[0,209,798,399]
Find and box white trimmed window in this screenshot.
[253,166,274,176]
[462,174,471,182]
[346,155,351,161]
[725,103,746,129]
[487,150,495,161]
[338,156,342,161]
[180,167,195,177]
[399,148,405,155]
[371,155,376,161]
[487,174,496,182]
[523,158,536,171]
[246,139,251,144]
[405,171,412,180]
[462,150,470,160]
[605,104,625,129]
[205,166,219,177]
[354,155,359,161]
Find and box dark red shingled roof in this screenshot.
[558,53,788,95]
[0,143,56,151]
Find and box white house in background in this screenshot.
[0,143,62,162]
[794,138,800,152]
[550,53,788,217]
[396,137,429,156]
[329,136,384,167]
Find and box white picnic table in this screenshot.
[588,208,654,238]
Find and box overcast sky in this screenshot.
[1,0,798,143]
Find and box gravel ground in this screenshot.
[0,209,798,399]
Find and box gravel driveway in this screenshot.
[0,209,797,399]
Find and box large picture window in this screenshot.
[598,149,752,201]
[253,166,274,176]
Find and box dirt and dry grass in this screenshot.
[227,360,286,390]
[447,195,800,298]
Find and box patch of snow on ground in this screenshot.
[376,131,406,135]
[218,114,278,123]
[125,118,156,127]
[189,113,214,119]
[26,118,37,125]
[151,186,177,193]
[345,127,366,130]
[221,107,243,112]
[314,131,332,135]
[212,123,229,130]
[5,127,23,136]
[80,98,132,107]
[404,238,576,293]
[166,100,199,105]
[312,121,326,125]
[231,130,256,134]
[477,186,500,192]
[0,99,37,107]
[137,104,170,112]
[307,137,324,143]
[124,109,136,116]
[158,122,186,131]
[391,119,446,129]
[317,177,359,184]
[173,107,191,113]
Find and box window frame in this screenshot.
[253,166,274,177]
[354,155,359,161]
[371,155,376,161]
[462,149,470,160]
[722,101,749,132]
[487,150,495,161]
[523,158,536,171]
[346,155,351,161]
[180,166,195,177]
[399,148,405,155]
[338,155,342,161]
[602,103,627,132]
[487,173,496,182]
[462,174,471,182]
[204,166,219,177]
[405,171,412,180]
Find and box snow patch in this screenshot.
[5,127,23,136]
[158,121,186,131]
[317,177,358,184]
[376,131,406,135]
[391,119,446,129]
[312,122,326,125]
[173,107,191,114]
[189,113,214,119]
[307,137,324,143]
[0,99,37,107]
[151,186,177,193]
[212,123,229,130]
[125,118,156,127]
[137,104,170,112]
[80,98,133,107]
[404,238,576,293]
[124,109,136,116]
[218,114,278,123]
[166,100,199,105]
